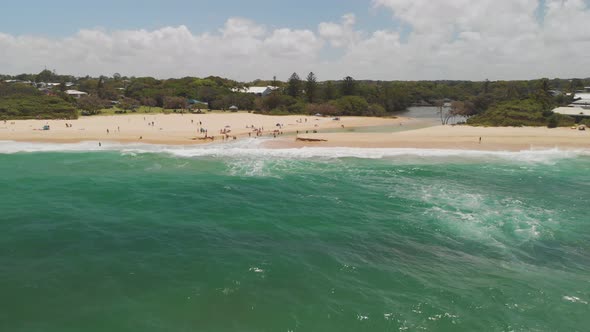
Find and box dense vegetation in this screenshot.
[0,83,77,120]
[1,70,589,126]
[466,99,574,127]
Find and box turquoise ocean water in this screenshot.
[1,140,589,331]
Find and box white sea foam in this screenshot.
[563,296,588,304]
[249,267,264,273]
[1,139,589,163]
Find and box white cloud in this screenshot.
[1,1,589,81]
[368,0,590,79]
[318,13,361,48]
[0,19,323,81]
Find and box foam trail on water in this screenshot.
[0,139,588,163]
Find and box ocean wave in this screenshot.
[0,139,589,163]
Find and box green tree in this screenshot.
[540,78,551,96]
[287,73,301,98]
[120,98,140,112]
[377,84,411,112]
[305,72,318,103]
[323,81,337,100]
[306,103,339,116]
[547,114,559,128]
[0,95,77,120]
[367,104,386,116]
[342,76,356,96]
[506,82,520,99]
[163,96,188,110]
[570,79,582,93]
[534,78,554,110]
[36,69,56,83]
[140,97,157,112]
[261,94,296,112]
[483,79,490,94]
[332,96,369,115]
[97,76,106,99]
[77,95,107,115]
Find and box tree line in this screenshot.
[1,70,589,125]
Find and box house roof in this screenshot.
[573,92,590,101]
[231,86,279,94]
[553,107,590,117]
[188,99,206,104]
[65,89,88,95]
[250,87,270,94]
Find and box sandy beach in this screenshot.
[0,113,401,145]
[290,125,590,151]
[1,113,589,151]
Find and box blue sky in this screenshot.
[1,0,589,80]
[0,0,395,36]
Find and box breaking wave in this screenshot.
[0,139,588,163]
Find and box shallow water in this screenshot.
[1,140,589,331]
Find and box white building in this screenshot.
[569,92,590,108]
[553,107,590,117]
[231,86,279,97]
[4,79,33,85]
[66,90,88,99]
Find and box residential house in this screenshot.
[66,90,88,99]
[231,86,279,97]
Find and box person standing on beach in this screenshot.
[479,137,482,144]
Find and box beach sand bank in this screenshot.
[0,113,402,145]
[283,126,590,151]
[1,114,588,151]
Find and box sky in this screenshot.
[0,0,589,81]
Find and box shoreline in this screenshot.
[0,114,589,152]
[279,125,590,152]
[0,113,405,146]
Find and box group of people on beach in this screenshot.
[93,115,326,146]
